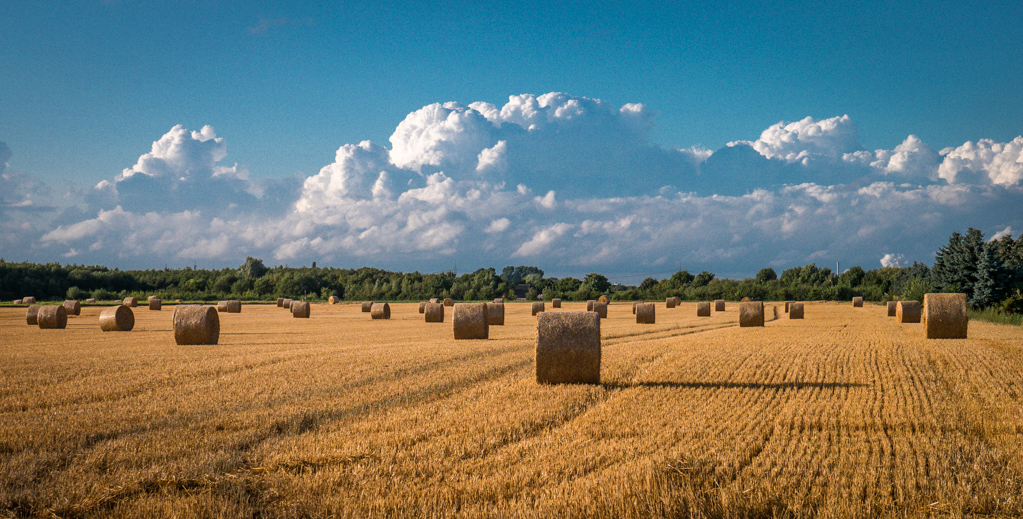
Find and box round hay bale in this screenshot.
[789,303,804,319]
[453,303,489,339]
[123,297,137,307]
[635,302,655,324]
[897,301,921,323]
[598,295,609,304]
[26,305,40,325]
[282,298,293,309]
[424,302,444,323]
[37,305,68,329]
[226,300,241,313]
[173,305,220,345]
[784,301,792,313]
[532,301,545,316]
[149,298,162,311]
[586,300,595,311]
[739,301,764,327]
[535,311,600,385]
[666,297,676,309]
[277,297,285,307]
[886,301,897,317]
[289,300,298,313]
[99,305,135,331]
[292,301,310,318]
[740,297,751,303]
[429,298,440,304]
[371,303,390,320]
[552,298,562,308]
[494,298,504,304]
[485,302,505,325]
[592,301,607,318]
[923,293,968,339]
[714,299,725,312]
[13,299,23,304]
[443,298,454,307]
[328,296,339,304]
[147,295,157,303]
[217,301,230,312]
[696,302,711,317]
[85,298,96,303]
[63,300,81,316]
[22,296,36,305]
[852,296,864,307]
[361,301,374,312]
[419,302,427,314]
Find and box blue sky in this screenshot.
[1,0,1022,280]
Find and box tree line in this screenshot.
[1,228,1020,314]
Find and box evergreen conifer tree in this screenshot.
[971,242,1009,307]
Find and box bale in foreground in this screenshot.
[37,305,68,329]
[371,303,390,320]
[99,305,134,332]
[592,301,608,318]
[453,303,489,340]
[696,302,711,316]
[292,301,310,318]
[25,305,40,325]
[149,298,161,311]
[536,312,600,384]
[532,302,545,316]
[887,301,897,317]
[852,296,864,307]
[897,301,921,323]
[485,302,505,325]
[635,302,655,324]
[424,302,444,323]
[789,303,804,319]
[714,299,725,311]
[63,300,81,316]
[739,301,765,327]
[552,298,561,308]
[923,293,968,339]
[361,302,373,312]
[173,305,220,345]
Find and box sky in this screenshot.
[1,0,1022,281]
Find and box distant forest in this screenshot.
[2,228,1021,314]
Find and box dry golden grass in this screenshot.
[2,302,1023,517]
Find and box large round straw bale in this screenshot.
[63,300,81,316]
[696,302,711,316]
[552,298,562,308]
[424,302,444,323]
[361,301,373,312]
[429,298,440,304]
[592,301,607,318]
[598,295,610,304]
[37,305,68,329]
[371,303,390,319]
[419,302,427,314]
[292,301,310,318]
[666,297,676,309]
[217,301,230,312]
[714,299,725,311]
[494,298,504,304]
[13,299,23,304]
[789,303,804,319]
[289,300,299,313]
[226,300,241,313]
[532,301,545,316]
[635,302,655,324]
[485,302,505,325]
[923,293,968,339]
[535,311,601,384]
[896,301,921,323]
[149,298,162,311]
[633,300,645,314]
[739,301,764,327]
[282,298,293,309]
[443,298,454,307]
[887,301,897,316]
[85,298,96,303]
[453,303,489,339]
[99,305,134,332]
[26,305,40,325]
[277,297,285,307]
[740,297,751,302]
[328,296,339,304]
[173,305,220,345]
[147,295,157,303]
[586,300,595,311]
[852,296,863,307]
[123,297,137,307]
[22,296,36,305]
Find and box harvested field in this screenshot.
[2,301,1023,517]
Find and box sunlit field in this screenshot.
[2,301,1023,518]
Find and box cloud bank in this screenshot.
[2,93,1021,278]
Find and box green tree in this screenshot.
[755,267,777,283]
[971,242,1010,307]
[582,273,611,294]
[693,271,715,287]
[238,256,268,278]
[838,265,865,287]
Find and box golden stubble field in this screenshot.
[2,301,1023,518]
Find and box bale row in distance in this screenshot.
[429,298,440,304]
[292,301,310,318]
[789,303,804,319]
[896,301,921,323]
[714,299,725,312]
[486,302,505,325]
[99,305,134,331]
[852,296,864,307]
[371,303,390,320]
[536,311,600,384]
[37,305,67,329]
[635,302,655,324]
[419,302,427,314]
[453,303,489,339]
[62,300,81,316]
[361,302,373,312]
[22,296,37,305]
[923,293,968,339]
[13,299,22,304]
[739,301,764,327]
[277,297,285,307]
[424,302,444,323]
[217,300,242,313]
[173,305,219,345]
[85,298,96,303]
